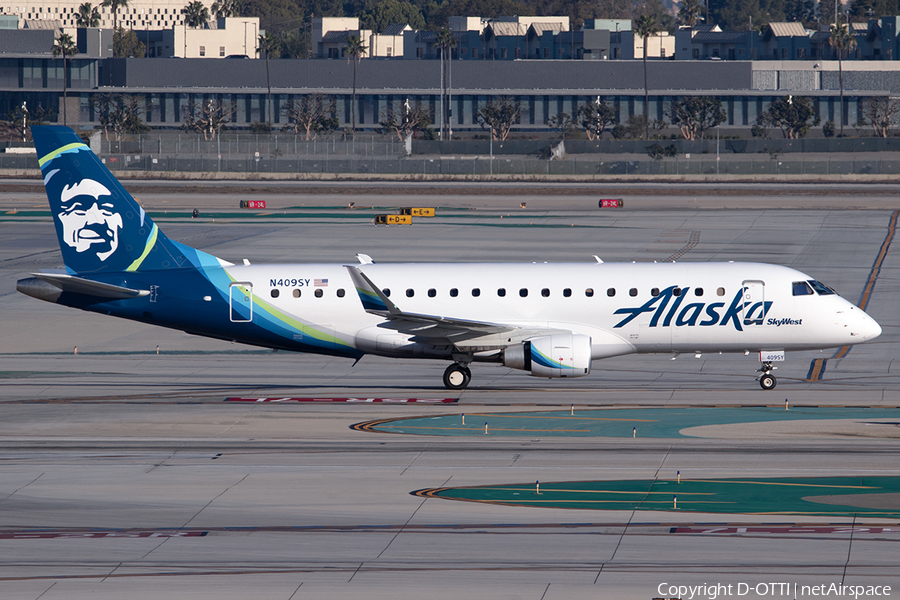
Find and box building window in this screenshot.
[199,45,205,57]
[461,47,467,55]
[660,47,666,57]
[220,46,225,57]
[386,47,392,56]
[544,47,549,58]
[514,47,520,58]
[472,47,477,58]
[501,47,507,59]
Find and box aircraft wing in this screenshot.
[345,265,569,350]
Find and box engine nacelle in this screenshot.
[502,334,592,378]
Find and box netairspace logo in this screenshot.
[657,582,892,599]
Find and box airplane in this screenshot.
[18,126,882,391]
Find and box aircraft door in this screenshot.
[229,281,253,322]
[741,280,765,326]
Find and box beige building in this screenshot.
[1,0,199,31]
[144,16,259,58]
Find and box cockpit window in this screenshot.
[807,280,836,295]
[792,281,814,296]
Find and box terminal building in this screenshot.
[0,57,894,133]
[1,6,900,134]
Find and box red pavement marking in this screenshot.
[670,526,900,534]
[0,531,206,539]
[225,397,458,403]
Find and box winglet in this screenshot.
[346,266,400,315]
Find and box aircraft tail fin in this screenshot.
[32,126,215,274]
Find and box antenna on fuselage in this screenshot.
[593,255,603,263]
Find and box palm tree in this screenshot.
[181,1,210,28]
[433,27,457,140]
[211,0,240,18]
[633,14,659,140]
[678,0,703,28]
[257,32,280,125]
[343,34,368,134]
[52,33,78,126]
[101,0,128,31]
[829,21,857,137]
[76,2,101,27]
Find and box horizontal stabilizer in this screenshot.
[30,272,149,299]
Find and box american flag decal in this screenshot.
[314,278,329,287]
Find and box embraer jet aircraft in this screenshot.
[18,126,882,390]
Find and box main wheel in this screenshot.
[759,373,777,390]
[443,363,471,390]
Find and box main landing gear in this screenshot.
[443,363,471,390]
[757,361,777,390]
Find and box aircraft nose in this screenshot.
[855,312,882,341]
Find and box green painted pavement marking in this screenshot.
[420,476,900,517]
[371,407,900,438]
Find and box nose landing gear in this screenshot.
[758,361,777,390]
[443,363,472,390]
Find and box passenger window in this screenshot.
[541,288,550,297]
[472,288,480,297]
[383,288,391,297]
[292,289,301,298]
[629,288,638,297]
[498,288,506,297]
[807,280,836,295]
[337,289,345,298]
[694,288,703,296]
[607,288,615,297]
[793,281,814,296]
[585,288,594,297]
[406,289,414,297]
[315,289,323,298]
[450,288,458,297]
[428,288,436,298]
[717,287,725,296]
[271,289,280,298]
[563,288,572,297]
[520,288,528,297]
[651,288,659,297]
[673,288,682,297]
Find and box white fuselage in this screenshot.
[221,261,882,361]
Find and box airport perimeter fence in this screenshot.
[5,131,900,175]
[96,133,407,159]
[0,154,893,176]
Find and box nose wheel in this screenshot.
[757,361,777,390]
[443,363,471,390]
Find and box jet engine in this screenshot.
[502,333,592,378]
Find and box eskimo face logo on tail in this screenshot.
[57,179,122,262]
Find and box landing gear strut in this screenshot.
[443,363,471,390]
[757,361,777,390]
